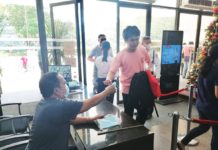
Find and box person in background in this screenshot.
[177,43,218,150]
[141,36,160,79]
[95,41,114,103]
[180,42,186,75]
[21,54,28,72]
[188,41,195,67]
[182,41,194,78]
[104,26,151,124]
[26,72,115,150]
[88,34,113,94]
[88,34,110,62]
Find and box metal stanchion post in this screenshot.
[171,112,180,150]
[187,85,199,145]
[187,85,193,133]
[178,84,199,146]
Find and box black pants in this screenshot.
[96,78,114,103]
[122,93,148,124]
[181,109,218,150]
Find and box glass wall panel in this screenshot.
[84,0,117,87]
[199,15,214,46]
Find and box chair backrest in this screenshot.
[0,115,33,136]
[0,134,29,147]
[0,103,22,117]
[0,139,29,150]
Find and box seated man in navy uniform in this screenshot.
[26,72,115,150]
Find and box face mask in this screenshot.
[146,44,151,50]
[65,84,70,98]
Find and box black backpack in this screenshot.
[129,71,155,110]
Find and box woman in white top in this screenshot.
[95,41,114,103]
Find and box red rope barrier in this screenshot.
[169,113,218,125]
[191,118,218,125]
[160,87,188,97]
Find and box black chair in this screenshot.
[0,103,32,150]
[0,134,29,150]
[0,103,22,119]
[0,115,33,149]
[0,139,29,150]
[0,114,33,136]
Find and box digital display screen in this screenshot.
[48,65,72,82]
[161,45,182,64]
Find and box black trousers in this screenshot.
[122,93,148,124]
[181,109,218,150]
[96,78,114,103]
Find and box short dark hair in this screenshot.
[142,36,151,41]
[98,34,106,39]
[122,26,140,41]
[189,41,194,45]
[102,41,111,62]
[39,72,60,98]
[100,37,106,43]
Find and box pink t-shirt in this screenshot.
[182,46,190,57]
[110,45,151,94]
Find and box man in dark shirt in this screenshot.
[26,72,115,150]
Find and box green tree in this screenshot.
[0,5,6,35]
[6,5,38,38]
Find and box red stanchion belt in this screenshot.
[191,118,218,125]
[160,87,188,97]
[169,113,218,125]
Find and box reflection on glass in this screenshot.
[48,4,79,81]
[200,15,214,46]
[151,8,175,41]
[84,0,117,88]
[179,13,198,45]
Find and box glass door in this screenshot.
[49,0,82,83]
[179,13,198,89]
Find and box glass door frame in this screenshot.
[36,0,87,84]
[50,0,84,83]
[177,9,211,53]
[116,1,151,104]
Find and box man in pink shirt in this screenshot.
[104,26,151,123]
[182,41,194,78]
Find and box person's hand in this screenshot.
[90,115,104,121]
[104,79,112,85]
[104,84,116,95]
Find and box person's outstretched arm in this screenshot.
[104,55,121,85]
[80,85,115,113]
[104,71,116,85]
[88,47,97,62]
[88,56,95,62]
[71,115,104,125]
